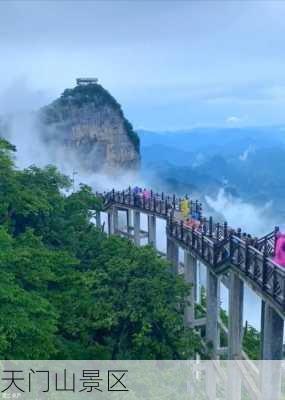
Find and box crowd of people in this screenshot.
[109,187,285,267]
[180,197,203,232]
[132,186,152,200]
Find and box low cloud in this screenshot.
[239,145,255,161]
[0,77,51,114]
[226,116,241,124]
[3,114,146,194]
[205,189,276,236]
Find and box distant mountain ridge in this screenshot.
[138,127,285,218]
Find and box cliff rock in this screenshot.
[40,82,140,173]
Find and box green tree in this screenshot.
[243,322,261,359]
[53,238,201,359]
[0,137,201,360]
[0,227,58,358]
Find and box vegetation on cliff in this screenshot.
[0,138,199,359]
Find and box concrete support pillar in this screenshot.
[113,207,118,233]
[206,269,219,357]
[205,362,217,400]
[108,211,114,235]
[261,302,283,400]
[126,209,132,234]
[228,272,244,359]
[133,210,140,246]
[166,237,172,261]
[184,251,197,327]
[166,237,179,274]
[196,261,201,304]
[108,207,118,235]
[261,301,284,360]
[95,210,101,229]
[261,361,282,400]
[147,215,156,247]
[226,362,242,400]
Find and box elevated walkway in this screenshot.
[97,188,285,361]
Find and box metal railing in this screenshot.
[101,188,285,314]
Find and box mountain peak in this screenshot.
[40,81,140,173]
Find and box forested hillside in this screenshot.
[0,138,200,359]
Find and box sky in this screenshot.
[1,0,285,130]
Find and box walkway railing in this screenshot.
[101,188,285,315]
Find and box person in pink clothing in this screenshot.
[273,232,285,267]
[143,189,150,200]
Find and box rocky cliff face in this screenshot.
[39,83,140,173]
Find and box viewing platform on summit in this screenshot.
[76,77,98,85]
